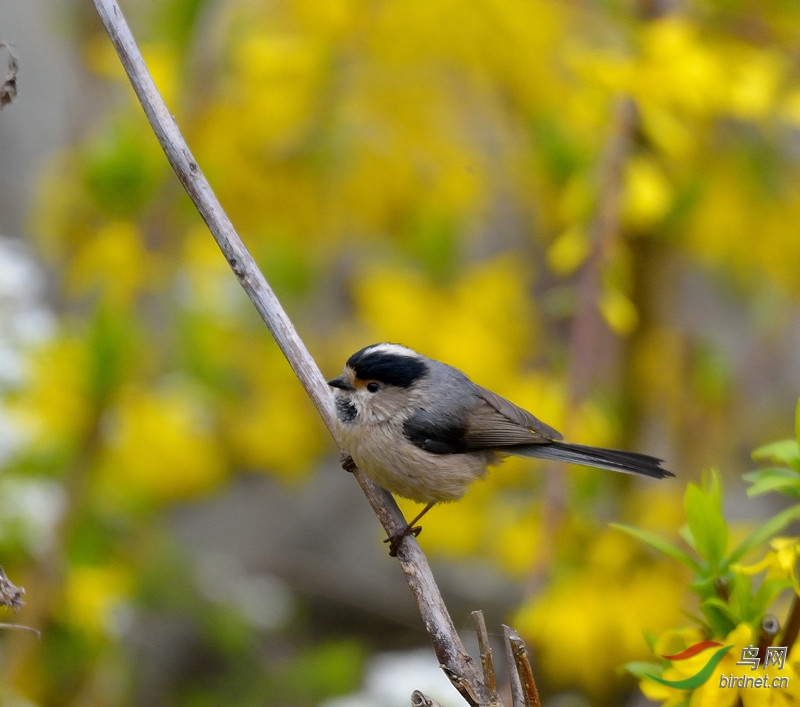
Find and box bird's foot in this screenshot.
[340,453,357,473]
[384,524,423,557]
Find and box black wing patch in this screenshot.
[403,409,469,454]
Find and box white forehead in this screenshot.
[361,343,419,359]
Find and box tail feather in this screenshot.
[511,441,673,479]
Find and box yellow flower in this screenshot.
[62,564,131,637]
[11,337,94,445]
[547,224,589,276]
[622,155,673,231]
[96,382,227,507]
[733,537,800,588]
[68,221,149,306]
[599,286,639,336]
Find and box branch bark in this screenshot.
[90,1,487,703]
[472,610,500,704]
[504,625,542,707]
[0,43,18,110]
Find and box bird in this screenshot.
[328,343,673,555]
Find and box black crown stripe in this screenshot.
[346,347,427,388]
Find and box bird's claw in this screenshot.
[384,525,422,557]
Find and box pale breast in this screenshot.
[336,418,494,503]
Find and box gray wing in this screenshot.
[461,385,563,448]
[402,365,563,454]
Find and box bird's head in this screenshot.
[328,343,428,424]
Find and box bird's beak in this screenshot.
[328,376,354,391]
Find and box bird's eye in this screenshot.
[366,381,380,393]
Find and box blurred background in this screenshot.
[1,0,800,705]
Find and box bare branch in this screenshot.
[504,626,542,707]
[0,623,40,638]
[472,610,500,705]
[411,691,443,707]
[90,1,488,703]
[0,567,25,611]
[503,626,525,707]
[757,613,780,663]
[0,568,38,638]
[0,43,18,109]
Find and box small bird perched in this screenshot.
[328,343,673,555]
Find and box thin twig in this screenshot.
[0,567,25,611]
[0,43,18,109]
[412,691,444,707]
[90,1,487,703]
[0,623,40,638]
[503,625,525,707]
[472,610,500,704]
[757,614,780,663]
[504,626,542,707]
[0,567,37,638]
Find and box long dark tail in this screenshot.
[511,441,673,479]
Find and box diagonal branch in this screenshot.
[90,1,487,703]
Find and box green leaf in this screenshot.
[699,597,737,636]
[743,467,800,481]
[728,504,800,564]
[689,573,724,599]
[743,468,800,498]
[684,472,728,572]
[728,570,753,622]
[752,440,800,470]
[623,661,662,680]
[743,467,799,482]
[610,523,702,572]
[679,523,697,552]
